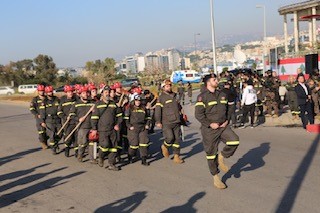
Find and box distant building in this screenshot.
[126,56,137,74]
[137,56,146,72]
[168,49,181,71]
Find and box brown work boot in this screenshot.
[161,144,170,158]
[218,153,229,172]
[41,142,48,150]
[173,154,184,164]
[213,174,226,189]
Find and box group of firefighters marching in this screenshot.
[30,80,188,172]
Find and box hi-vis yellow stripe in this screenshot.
[165,100,173,104]
[133,110,145,113]
[195,102,205,107]
[156,103,163,107]
[226,141,239,146]
[208,101,217,106]
[91,116,99,120]
[75,103,94,107]
[62,102,75,106]
[220,100,227,104]
[206,155,217,160]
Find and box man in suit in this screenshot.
[295,74,314,129]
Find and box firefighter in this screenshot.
[39,85,61,154]
[263,70,279,117]
[69,85,95,162]
[195,74,240,189]
[286,75,300,119]
[142,89,157,134]
[29,84,48,149]
[155,79,184,164]
[124,94,151,166]
[88,84,100,102]
[57,85,76,157]
[91,86,123,171]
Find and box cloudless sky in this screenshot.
[0,0,307,67]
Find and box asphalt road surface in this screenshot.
[0,101,319,213]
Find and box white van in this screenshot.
[18,84,38,94]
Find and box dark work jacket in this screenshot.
[295,83,311,105]
[195,89,228,127]
[91,100,123,131]
[155,91,182,125]
[39,96,60,124]
[69,99,94,129]
[124,106,151,128]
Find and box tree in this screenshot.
[33,54,57,84]
[85,57,116,83]
[281,66,286,75]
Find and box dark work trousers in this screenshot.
[162,123,182,155]
[201,126,239,175]
[299,101,315,129]
[64,124,76,148]
[227,103,237,126]
[99,130,118,165]
[35,118,47,143]
[46,119,61,147]
[77,128,90,159]
[127,126,149,158]
[241,103,255,126]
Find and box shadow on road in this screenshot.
[0,167,67,193]
[94,191,147,213]
[0,170,86,208]
[0,163,50,182]
[275,134,320,213]
[0,113,32,124]
[160,192,206,213]
[0,148,41,166]
[222,142,270,183]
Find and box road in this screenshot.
[0,101,319,213]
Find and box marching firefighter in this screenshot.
[39,85,61,154]
[142,89,157,134]
[263,70,279,117]
[57,85,76,157]
[124,94,152,166]
[177,81,185,105]
[286,75,300,119]
[88,84,100,102]
[155,79,184,164]
[91,86,123,171]
[69,85,95,162]
[29,84,48,149]
[195,74,240,189]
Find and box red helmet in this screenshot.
[131,87,142,95]
[37,84,45,91]
[113,82,122,89]
[64,85,74,92]
[88,130,99,141]
[99,83,106,89]
[79,85,88,93]
[45,85,53,93]
[88,84,97,91]
[74,84,82,91]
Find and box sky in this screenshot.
[0,0,308,67]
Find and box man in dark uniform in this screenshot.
[39,85,61,154]
[30,84,48,149]
[195,74,240,189]
[177,81,185,105]
[91,86,123,170]
[155,79,184,164]
[57,85,76,157]
[286,76,300,119]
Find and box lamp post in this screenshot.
[256,4,267,72]
[210,0,218,75]
[194,33,200,55]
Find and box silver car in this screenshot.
[0,86,15,95]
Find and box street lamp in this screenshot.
[210,0,218,75]
[194,33,200,55]
[256,4,267,72]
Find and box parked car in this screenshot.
[121,78,139,88]
[18,84,37,94]
[54,86,65,93]
[0,86,15,95]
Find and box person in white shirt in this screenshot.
[239,80,257,128]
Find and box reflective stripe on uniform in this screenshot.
[195,102,205,107]
[29,107,35,110]
[38,131,45,134]
[116,113,123,117]
[156,103,163,107]
[164,141,172,147]
[57,111,63,115]
[208,101,218,106]
[226,141,240,146]
[116,146,123,149]
[99,146,109,152]
[206,155,217,160]
[133,110,145,113]
[123,116,129,120]
[109,148,117,153]
[130,145,139,149]
[62,102,75,106]
[89,142,94,146]
[220,100,227,104]
[165,100,173,104]
[49,142,55,145]
[172,144,180,148]
[91,116,99,120]
[39,106,45,109]
[139,143,149,147]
